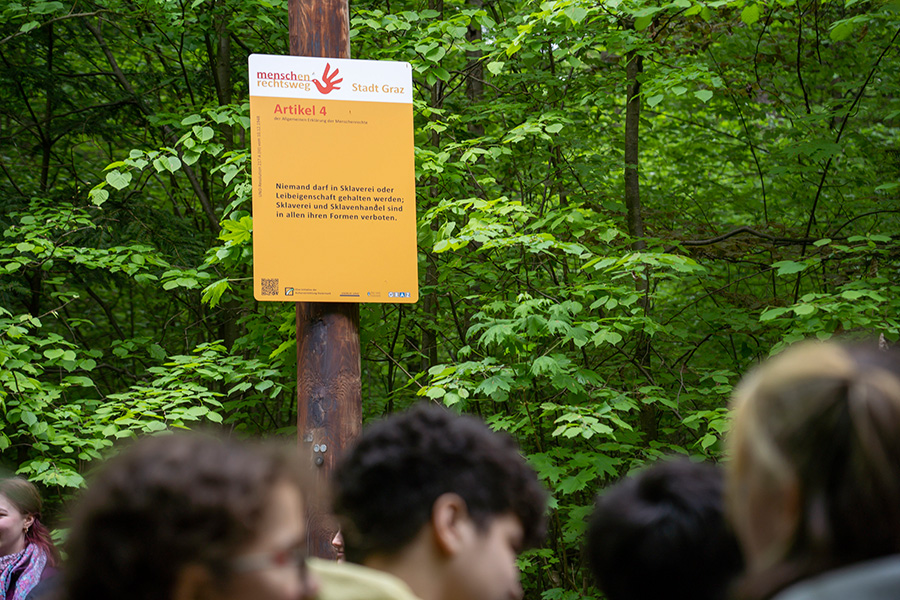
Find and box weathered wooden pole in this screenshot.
[288,0,361,560]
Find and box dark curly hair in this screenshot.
[63,432,307,600]
[331,403,547,563]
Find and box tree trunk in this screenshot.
[624,50,657,442]
[420,0,444,374]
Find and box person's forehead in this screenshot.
[0,493,18,512]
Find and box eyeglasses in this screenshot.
[231,545,309,575]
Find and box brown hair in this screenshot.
[0,477,59,565]
[727,340,900,599]
[63,432,309,600]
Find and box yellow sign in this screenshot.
[249,54,417,303]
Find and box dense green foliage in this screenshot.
[1,0,898,596]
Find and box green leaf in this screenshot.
[487,61,505,75]
[793,304,817,316]
[694,90,713,102]
[647,94,664,107]
[563,5,588,23]
[165,156,182,172]
[89,187,109,206]
[634,15,653,30]
[830,20,855,41]
[840,290,866,300]
[220,217,253,244]
[759,307,789,321]
[43,348,65,360]
[201,279,231,308]
[106,170,133,190]
[592,329,623,346]
[426,387,446,399]
[556,469,595,494]
[531,356,561,376]
[740,3,760,25]
[475,375,512,398]
[425,46,446,62]
[772,260,807,275]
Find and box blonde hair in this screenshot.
[728,340,900,598]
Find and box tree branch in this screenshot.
[84,17,221,234]
[0,11,106,45]
[675,226,817,248]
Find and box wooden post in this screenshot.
[288,0,361,560]
[289,0,350,58]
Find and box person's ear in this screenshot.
[431,493,473,557]
[172,564,217,600]
[23,514,34,532]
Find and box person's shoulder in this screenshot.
[773,555,900,600]
[24,567,62,600]
[310,558,422,600]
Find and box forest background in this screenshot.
[1,0,898,596]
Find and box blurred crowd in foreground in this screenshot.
[3,338,899,600]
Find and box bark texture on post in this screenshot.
[288,0,360,559]
[296,301,361,558]
[289,0,350,58]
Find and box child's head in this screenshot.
[331,404,547,600]
[333,404,547,560]
[585,458,743,600]
[64,432,318,600]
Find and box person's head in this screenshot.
[727,340,900,597]
[585,458,743,600]
[0,476,58,564]
[331,403,547,600]
[64,431,319,600]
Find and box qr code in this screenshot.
[261,278,279,296]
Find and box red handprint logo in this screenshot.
[313,63,343,94]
